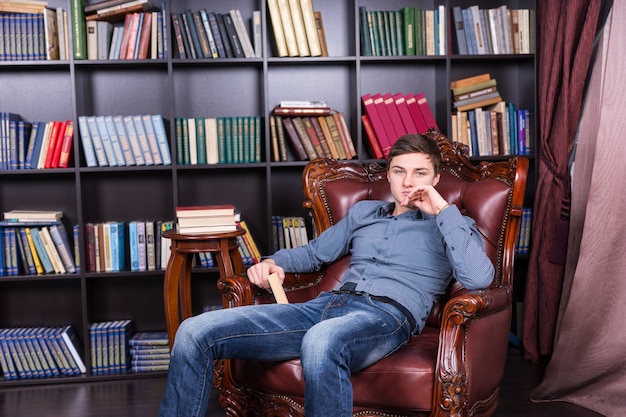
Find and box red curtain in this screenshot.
[522,0,607,361]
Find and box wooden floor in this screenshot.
[0,348,603,417]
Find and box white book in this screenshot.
[187,118,197,165]
[56,7,66,60]
[87,20,98,60]
[298,0,320,56]
[487,9,500,55]
[252,10,262,57]
[108,25,121,59]
[438,5,446,55]
[38,227,65,274]
[497,5,512,54]
[287,0,309,56]
[204,117,219,164]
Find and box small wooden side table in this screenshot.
[162,227,246,348]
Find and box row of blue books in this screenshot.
[0,325,85,380]
[0,9,60,61]
[0,222,78,277]
[174,116,262,165]
[89,320,134,375]
[77,114,172,168]
[451,5,534,56]
[85,220,173,273]
[85,218,259,274]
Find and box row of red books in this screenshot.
[361,92,439,159]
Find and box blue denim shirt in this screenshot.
[270,200,494,332]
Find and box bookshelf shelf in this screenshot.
[0,0,537,386]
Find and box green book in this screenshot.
[415,7,424,55]
[216,117,226,164]
[181,118,190,165]
[394,11,404,56]
[195,117,207,164]
[175,118,184,165]
[402,7,415,55]
[359,6,372,56]
[70,0,87,60]
[253,116,261,163]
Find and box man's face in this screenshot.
[387,152,440,214]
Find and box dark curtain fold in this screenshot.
[522,0,605,361]
[530,4,626,414]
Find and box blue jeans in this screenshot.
[158,291,413,417]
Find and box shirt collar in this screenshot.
[378,202,425,220]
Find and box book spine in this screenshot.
[141,114,163,165]
[70,0,87,59]
[49,225,76,274]
[273,107,331,116]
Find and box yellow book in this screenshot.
[238,220,262,262]
[25,228,44,274]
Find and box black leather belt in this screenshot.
[331,282,417,333]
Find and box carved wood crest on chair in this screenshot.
[216,128,529,417]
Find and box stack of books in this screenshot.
[0,1,64,61]
[88,320,134,375]
[171,8,258,59]
[270,102,356,161]
[359,5,446,56]
[451,73,501,112]
[0,210,77,276]
[0,325,86,380]
[128,331,169,373]
[361,92,438,159]
[451,5,534,55]
[176,204,238,234]
[77,114,172,168]
[266,0,328,57]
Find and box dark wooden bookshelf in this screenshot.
[0,0,537,386]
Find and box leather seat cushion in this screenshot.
[232,327,439,411]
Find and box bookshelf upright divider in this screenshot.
[0,0,536,385]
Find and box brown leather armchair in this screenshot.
[215,129,529,417]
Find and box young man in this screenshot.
[159,134,494,417]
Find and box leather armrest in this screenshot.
[434,286,512,414]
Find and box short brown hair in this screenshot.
[387,134,441,173]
